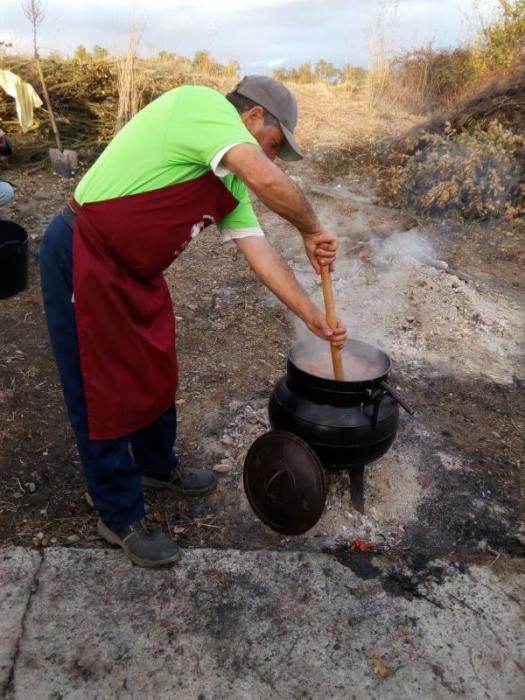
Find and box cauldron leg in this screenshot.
[349,465,365,513]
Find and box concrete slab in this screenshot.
[0,549,42,695]
[2,547,524,699]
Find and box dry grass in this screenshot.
[289,81,417,152]
[115,29,146,133]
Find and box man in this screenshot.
[0,128,15,206]
[40,75,347,568]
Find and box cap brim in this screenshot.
[278,122,303,161]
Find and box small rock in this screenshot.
[36,531,45,540]
[50,537,58,545]
[213,462,233,474]
[34,190,57,200]
[41,538,49,547]
[84,491,94,507]
[32,537,41,547]
[26,482,37,493]
[66,534,80,544]
[477,538,489,553]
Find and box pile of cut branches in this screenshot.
[0,56,226,166]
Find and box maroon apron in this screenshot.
[71,171,239,440]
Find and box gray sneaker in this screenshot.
[97,517,181,568]
[143,467,217,497]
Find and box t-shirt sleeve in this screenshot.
[216,174,265,242]
[210,144,240,177]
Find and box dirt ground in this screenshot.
[0,115,523,586]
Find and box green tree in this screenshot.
[314,59,340,83]
[296,62,315,83]
[340,63,367,83]
[272,66,290,81]
[192,49,212,72]
[158,49,175,61]
[224,59,240,78]
[92,45,109,61]
[74,44,90,61]
[481,0,525,68]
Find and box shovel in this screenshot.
[320,265,344,380]
[34,55,77,177]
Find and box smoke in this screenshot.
[290,220,446,357]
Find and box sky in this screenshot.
[2,0,499,71]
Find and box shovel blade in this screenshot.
[49,148,78,178]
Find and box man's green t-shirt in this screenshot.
[75,86,263,237]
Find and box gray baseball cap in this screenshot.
[234,75,303,161]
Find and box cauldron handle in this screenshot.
[379,381,415,416]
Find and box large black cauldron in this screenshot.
[243,338,415,532]
[269,338,413,470]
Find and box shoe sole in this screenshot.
[97,520,180,568]
[142,475,217,497]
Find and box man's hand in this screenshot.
[301,226,339,274]
[222,145,341,273]
[305,308,347,348]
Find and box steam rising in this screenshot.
[289,203,446,362]
[291,337,389,381]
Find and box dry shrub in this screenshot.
[387,121,524,220]
[404,72,525,142]
[366,0,524,116]
[389,48,479,113]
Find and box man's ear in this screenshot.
[244,105,265,124]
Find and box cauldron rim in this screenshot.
[288,337,392,390]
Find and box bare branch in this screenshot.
[21,0,47,56]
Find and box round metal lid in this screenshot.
[243,431,327,535]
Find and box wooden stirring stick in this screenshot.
[320,265,344,380]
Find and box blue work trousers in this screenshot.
[39,213,178,531]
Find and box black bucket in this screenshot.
[0,220,29,299]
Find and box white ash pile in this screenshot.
[209,398,424,552]
[211,398,269,477]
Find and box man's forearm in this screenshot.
[234,236,317,323]
[234,235,348,348]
